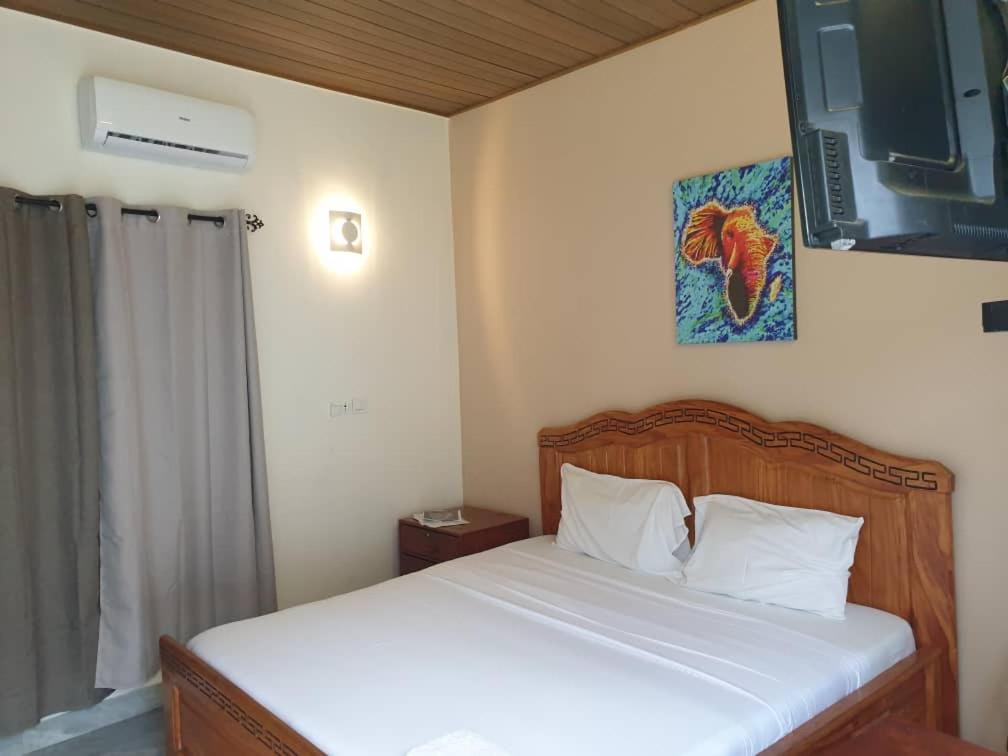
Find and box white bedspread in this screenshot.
[188,537,914,756]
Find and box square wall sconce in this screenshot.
[330,211,363,254]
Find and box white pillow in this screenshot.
[682,494,863,619]
[555,463,691,575]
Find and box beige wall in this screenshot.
[450,0,1008,748]
[0,8,463,610]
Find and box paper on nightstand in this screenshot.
[412,508,468,528]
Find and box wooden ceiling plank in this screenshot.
[304,0,563,78]
[89,0,481,106]
[237,0,534,88]
[446,0,732,116]
[172,0,510,98]
[0,0,752,117]
[675,0,740,14]
[371,0,589,68]
[602,0,696,27]
[448,0,624,55]
[0,0,459,113]
[530,0,660,38]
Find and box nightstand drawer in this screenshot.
[399,523,458,562]
[399,553,435,575]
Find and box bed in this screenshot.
[160,399,958,755]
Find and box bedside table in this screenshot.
[819,719,998,755]
[398,506,530,575]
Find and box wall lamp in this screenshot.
[330,211,363,254]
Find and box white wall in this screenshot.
[0,7,463,609]
[449,0,1008,748]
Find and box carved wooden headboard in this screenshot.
[537,399,958,733]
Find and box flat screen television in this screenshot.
[777,0,1008,261]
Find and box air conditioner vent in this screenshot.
[106,131,244,159]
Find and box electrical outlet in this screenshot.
[351,397,368,414]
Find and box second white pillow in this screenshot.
[682,494,864,618]
[555,463,691,575]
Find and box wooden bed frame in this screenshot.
[161,399,957,755]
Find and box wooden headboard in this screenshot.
[538,399,958,733]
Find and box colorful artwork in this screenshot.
[674,157,795,344]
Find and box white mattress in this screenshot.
[189,536,915,756]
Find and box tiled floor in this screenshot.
[28,711,164,756]
[0,686,163,756]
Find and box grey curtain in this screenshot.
[88,199,276,689]
[0,188,104,734]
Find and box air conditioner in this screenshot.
[78,77,255,172]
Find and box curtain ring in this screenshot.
[214,217,225,229]
[50,200,63,213]
[146,211,160,223]
[86,205,98,218]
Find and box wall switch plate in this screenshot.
[351,397,368,414]
[329,401,350,418]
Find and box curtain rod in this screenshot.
[13,195,265,233]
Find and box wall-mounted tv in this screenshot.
[777,0,1008,261]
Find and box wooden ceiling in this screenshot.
[1,0,747,116]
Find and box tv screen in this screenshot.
[777,0,1008,261]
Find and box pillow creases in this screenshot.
[555,463,691,575]
[681,493,864,619]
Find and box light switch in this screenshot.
[329,401,350,418]
[351,397,368,414]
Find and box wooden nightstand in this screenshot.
[398,506,530,575]
[819,719,998,755]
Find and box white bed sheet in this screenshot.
[188,536,914,756]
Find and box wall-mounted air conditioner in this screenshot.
[78,76,255,172]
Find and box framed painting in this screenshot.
[673,157,795,344]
